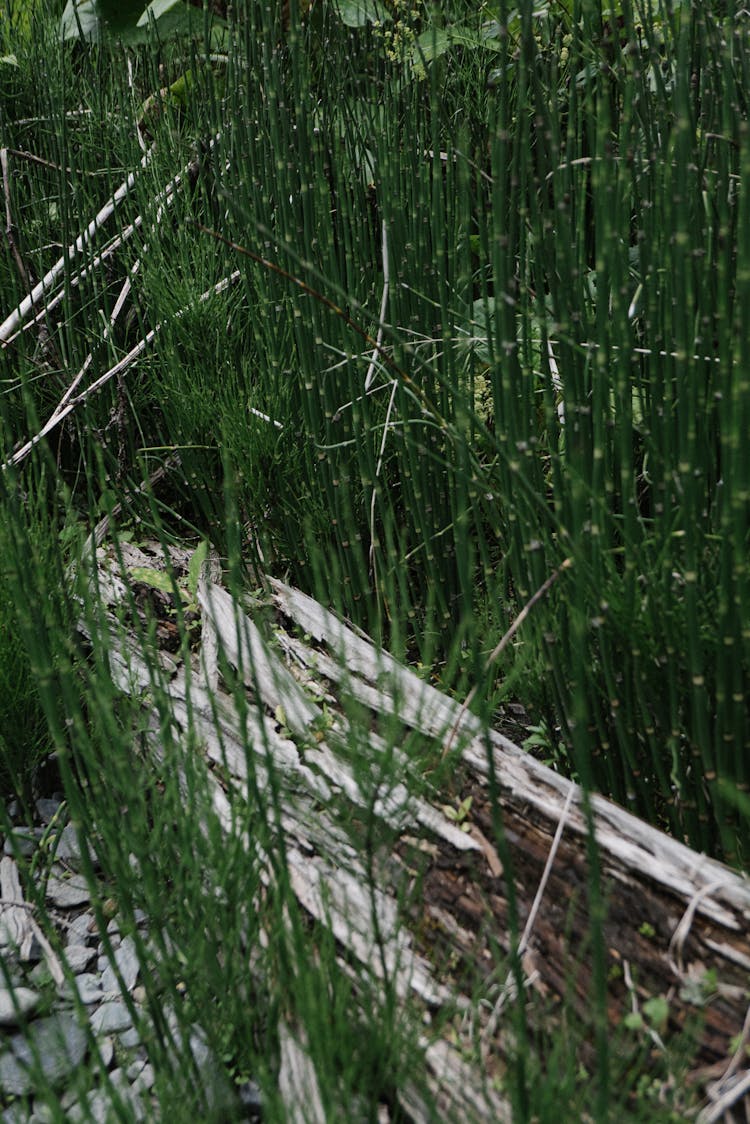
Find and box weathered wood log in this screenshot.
[79,536,750,1121]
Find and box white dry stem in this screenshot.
[365,221,390,392]
[547,337,565,425]
[668,877,736,978]
[2,223,146,351]
[5,271,242,469]
[482,779,576,1045]
[580,340,723,367]
[249,407,284,429]
[48,266,138,430]
[0,151,152,346]
[20,164,188,345]
[3,138,236,467]
[621,958,666,1052]
[367,221,396,585]
[697,1068,750,1124]
[700,999,750,1120]
[1,136,222,351]
[6,327,156,468]
[1,161,193,350]
[368,380,397,583]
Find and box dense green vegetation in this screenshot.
[1,0,748,1118]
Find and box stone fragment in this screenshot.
[0,1012,87,1096]
[132,1062,155,1092]
[67,1090,110,1124]
[63,972,102,1005]
[118,1027,141,1049]
[45,872,90,909]
[91,1000,132,1035]
[101,935,139,995]
[66,911,96,946]
[3,828,43,858]
[0,986,40,1026]
[29,1106,55,1124]
[54,824,87,866]
[63,943,96,973]
[97,1035,115,1070]
[2,1103,32,1123]
[127,1057,146,1081]
[35,799,62,823]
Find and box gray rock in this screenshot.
[97,1035,115,1070]
[0,1012,87,1096]
[91,1000,132,1035]
[2,1101,32,1123]
[45,871,90,909]
[67,1090,110,1124]
[35,798,62,823]
[127,1057,146,1082]
[29,1106,55,1124]
[62,972,102,1005]
[134,1062,155,1092]
[70,1073,146,1124]
[60,1085,80,1110]
[66,912,96,946]
[185,1025,235,1112]
[0,986,40,1026]
[101,936,139,995]
[63,943,96,973]
[28,960,53,985]
[3,828,43,858]
[118,1027,141,1049]
[54,824,85,865]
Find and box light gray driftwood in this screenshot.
[77,537,750,1121]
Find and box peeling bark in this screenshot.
[77,536,750,1120]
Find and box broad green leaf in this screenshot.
[130,567,176,594]
[642,995,669,1031]
[187,540,209,602]
[60,0,100,41]
[60,0,196,43]
[330,0,390,28]
[166,69,195,108]
[60,0,145,43]
[412,24,503,65]
[412,27,452,63]
[137,0,182,24]
[137,0,198,37]
[0,55,19,67]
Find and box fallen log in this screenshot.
[77,534,750,1121]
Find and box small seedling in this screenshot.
[441,795,473,831]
